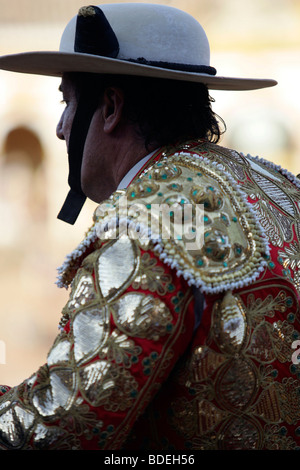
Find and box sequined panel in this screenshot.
[32,369,77,417]
[0,405,35,449]
[48,337,71,366]
[218,416,262,450]
[72,307,110,364]
[111,293,173,341]
[79,360,138,411]
[33,423,67,450]
[97,237,139,300]
[212,291,248,353]
[68,272,97,310]
[216,358,258,411]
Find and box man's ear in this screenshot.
[102,87,124,134]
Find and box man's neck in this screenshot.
[117,149,159,190]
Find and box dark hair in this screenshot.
[67,72,225,149]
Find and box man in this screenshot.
[0,3,299,451]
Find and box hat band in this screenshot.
[127,58,217,75]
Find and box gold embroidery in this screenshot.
[99,329,142,369]
[264,424,298,450]
[168,284,300,449]
[79,360,138,411]
[194,141,300,251]
[131,252,172,295]
[278,241,300,271]
[111,293,173,341]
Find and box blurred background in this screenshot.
[0,0,299,386]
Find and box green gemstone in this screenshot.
[287,313,295,322]
[279,426,287,436]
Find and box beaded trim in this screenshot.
[242,152,300,190]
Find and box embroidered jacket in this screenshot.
[0,140,300,450]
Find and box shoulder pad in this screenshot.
[93,149,269,294]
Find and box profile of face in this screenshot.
[56,75,149,204]
[56,76,77,153]
[56,75,118,203]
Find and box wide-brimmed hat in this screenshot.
[0,3,277,91]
